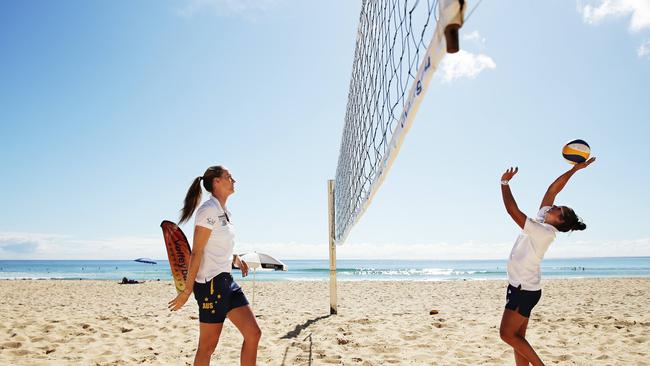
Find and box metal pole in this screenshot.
[327,179,337,315]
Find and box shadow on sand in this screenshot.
[280,314,331,366]
[281,314,331,339]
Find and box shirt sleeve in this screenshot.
[537,206,551,222]
[523,217,556,256]
[195,205,219,229]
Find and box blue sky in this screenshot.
[1,0,648,260]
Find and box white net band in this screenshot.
[334,0,465,245]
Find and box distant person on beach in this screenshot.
[120,277,140,284]
[168,165,260,366]
[499,157,595,366]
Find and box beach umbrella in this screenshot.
[238,252,287,306]
[240,252,287,271]
[134,258,157,264]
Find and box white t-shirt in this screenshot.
[194,196,236,283]
[507,206,558,291]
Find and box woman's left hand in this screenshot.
[234,256,249,277]
[168,290,191,311]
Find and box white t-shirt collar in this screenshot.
[209,195,231,216]
[539,206,559,232]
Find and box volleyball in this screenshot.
[562,139,590,164]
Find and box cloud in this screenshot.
[463,30,486,45]
[439,50,496,82]
[638,39,650,58]
[579,0,650,32]
[218,240,515,260]
[0,232,66,255]
[547,237,650,258]
[0,240,39,253]
[236,241,330,260]
[177,0,279,19]
[237,237,650,260]
[578,1,650,58]
[0,232,164,260]
[3,231,648,260]
[336,240,512,260]
[342,238,650,260]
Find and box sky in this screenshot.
[1,0,649,260]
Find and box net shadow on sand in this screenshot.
[280,314,331,339]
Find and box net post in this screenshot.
[327,179,337,315]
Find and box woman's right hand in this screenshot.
[501,167,519,182]
[571,157,596,171]
[168,289,191,311]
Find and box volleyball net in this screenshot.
[333,0,466,245]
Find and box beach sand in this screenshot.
[1,278,648,365]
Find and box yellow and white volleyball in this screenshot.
[562,139,590,164]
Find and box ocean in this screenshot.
[1,257,649,282]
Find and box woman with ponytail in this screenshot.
[498,157,595,366]
[168,166,261,366]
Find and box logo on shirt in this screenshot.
[206,218,216,225]
[218,214,229,226]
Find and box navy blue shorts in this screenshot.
[505,284,542,318]
[193,273,249,324]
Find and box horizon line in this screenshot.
[2,255,649,261]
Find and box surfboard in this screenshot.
[160,220,192,294]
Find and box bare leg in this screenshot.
[227,305,261,366]
[514,317,530,366]
[194,322,224,366]
[500,309,544,366]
